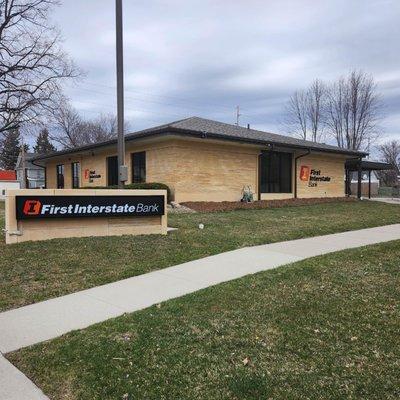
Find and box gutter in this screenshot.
[31,159,45,169]
[294,149,311,199]
[167,128,368,157]
[30,159,46,189]
[32,128,368,162]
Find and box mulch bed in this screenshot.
[181,197,357,212]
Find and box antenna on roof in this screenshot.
[235,105,241,126]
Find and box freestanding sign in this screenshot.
[16,195,165,220]
[5,189,167,244]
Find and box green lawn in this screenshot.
[9,240,400,400]
[0,200,400,312]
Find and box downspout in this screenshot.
[294,149,311,199]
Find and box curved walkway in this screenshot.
[1,223,400,399]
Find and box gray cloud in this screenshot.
[53,0,400,143]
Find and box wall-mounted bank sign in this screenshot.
[16,195,165,220]
[84,169,101,183]
[299,166,331,187]
[300,166,310,181]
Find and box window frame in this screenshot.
[56,164,65,189]
[131,151,146,184]
[71,162,80,189]
[260,151,293,194]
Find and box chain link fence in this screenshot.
[378,186,400,198]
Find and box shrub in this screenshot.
[82,182,172,203]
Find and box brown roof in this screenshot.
[34,116,368,161]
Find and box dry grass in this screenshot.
[9,240,400,399]
[1,200,400,312]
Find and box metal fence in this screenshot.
[378,186,400,198]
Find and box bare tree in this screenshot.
[325,77,346,148]
[50,101,82,148]
[51,101,129,149]
[377,140,400,186]
[0,0,78,135]
[284,79,326,142]
[307,79,326,142]
[326,71,382,150]
[284,90,308,140]
[90,113,120,142]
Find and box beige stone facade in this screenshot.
[296,153,347,199]
[42,136,348,203]
[5,189,167,244]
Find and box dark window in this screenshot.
[131,151,146,183]
[71,162,80,188]
[107,156,118,186]
[56,164,64,189]
[260,152,292,193]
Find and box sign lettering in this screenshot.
[16,195,165,220]
[84,169,102,182]
[300,166,332,187]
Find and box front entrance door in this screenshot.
[107,156,118,186]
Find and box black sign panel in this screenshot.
[16,195,165,220]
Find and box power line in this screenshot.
[82,80,236,110]
[71,99,194,121]
[66,85,238,115]
[67,79,238,112]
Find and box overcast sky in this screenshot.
[54,0,400,148]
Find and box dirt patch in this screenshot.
[167,203,196,214]
[181,197,357,212]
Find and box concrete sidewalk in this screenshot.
[369,197,400,205]
[1,223,399,355]
[1,224,400,400]
[0,355,48,400]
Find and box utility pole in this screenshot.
[235,105,241,126]
[116,0,127,188]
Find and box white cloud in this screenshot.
[51,0,400,136]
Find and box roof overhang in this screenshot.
[33,127,368,162]
[345,159,394,171]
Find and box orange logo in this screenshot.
[84,169,90,179]
[23,200,42,216]
[300,166,310,181]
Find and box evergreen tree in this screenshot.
[0,129,26,169]
[34,128,56,154]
